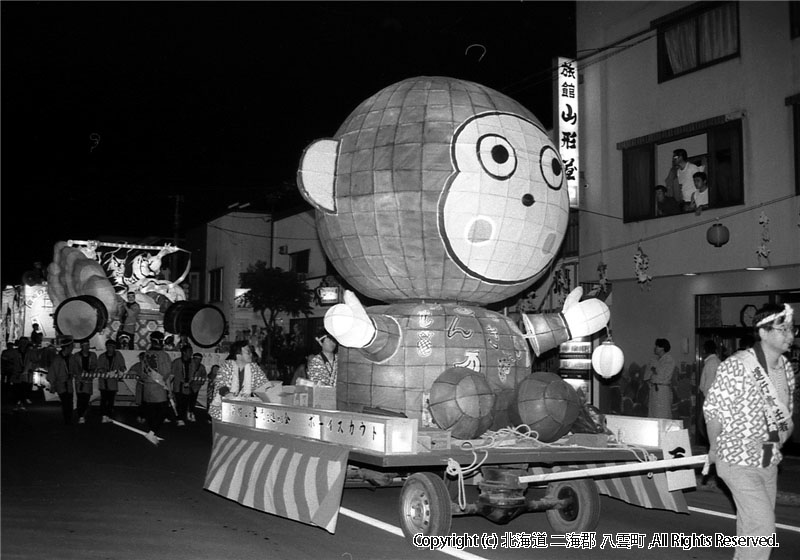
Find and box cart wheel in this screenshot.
[398,472,452,539]
[545,478,600,533]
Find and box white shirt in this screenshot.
[693,187,708,207]
[677,162,703,203]
[699,354,720,395]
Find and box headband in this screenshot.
[756,303,794,327]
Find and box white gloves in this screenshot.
[323,290,376,348]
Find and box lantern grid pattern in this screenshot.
[313,77,568,305]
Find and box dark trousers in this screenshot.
[14,382,30,404]
[58,392,74,424]
[76,392,91,419]
[142,401,168,435]
[176,392,190,421]
[187,390,199,413]
[100,390,117,417]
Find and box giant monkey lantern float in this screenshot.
[297,77,609,439]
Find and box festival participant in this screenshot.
[170,345,194,426]
[118,291,140,350]
[644,338,676,418]
[47,335,79,424]
[19,337,41,407]
[146,331,176,423]
[704,304,795,560]
[187,352,207,422]
[205,364,219,423]
[74,341,98,424]
[306,332,338,387]
[208,340,269,421]
[1,341,23,392]
[97,339,127,423]
[136,350,173,446]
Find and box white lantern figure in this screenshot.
[591,339,624,379]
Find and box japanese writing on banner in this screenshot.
[556,56,579,207]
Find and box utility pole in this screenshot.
[169,194,184,280]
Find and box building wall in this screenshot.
[205,211,272,337]
[577,1,800,366]
[272,209,328,283]
[611,266,799,374]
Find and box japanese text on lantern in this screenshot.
[556,57,579,208]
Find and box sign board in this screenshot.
[224,400,419,454]
[221,399,258,427]
[555,56,579,208]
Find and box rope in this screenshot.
[445,449,488,511]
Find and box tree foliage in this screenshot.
[239,262,314,364]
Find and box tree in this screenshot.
[239,262,314,368]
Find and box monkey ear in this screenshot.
[297,139,338,213]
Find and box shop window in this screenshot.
[208,267,223,303]
[290,249,309,275]
[620,118,743,223]
[655,2,739,82]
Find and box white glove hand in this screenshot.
[324,290,376,348]
[561,287,610,338]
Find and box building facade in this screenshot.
[576,1,800,435]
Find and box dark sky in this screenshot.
[1,1,576,286]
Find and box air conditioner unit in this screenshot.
[278,245,289,255]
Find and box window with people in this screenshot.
[621,118,743,223]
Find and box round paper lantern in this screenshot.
[591,340,625,379]
[429,367,496,439]
[510,372,581,442]
[707,222,730,247]
[298,76,570,305]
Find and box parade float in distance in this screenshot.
[1,239,229,402]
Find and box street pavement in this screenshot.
[2,391,799,560]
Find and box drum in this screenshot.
[54,295,109,342]
[164,301,227,348]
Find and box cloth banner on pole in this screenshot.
[204,421,350,533]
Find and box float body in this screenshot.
[336,301,532,430]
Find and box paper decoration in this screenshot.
[297,77,569,305]
[591,339,624,378]
[756,211,771,265]
[633,244,652,290]
[296,77,610,436]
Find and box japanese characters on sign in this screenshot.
[556,57,579,207]
[228,400,419,454]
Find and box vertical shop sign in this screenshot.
[555,56,579,208]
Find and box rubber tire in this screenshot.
[398,472,452,539]
[545,478,601,533]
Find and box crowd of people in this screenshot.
[655,148,709,216]
[1,324,339,444]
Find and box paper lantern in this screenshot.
[429,367,496,439]
[510,372,581,442]
[706,222,730,247]
[297,76,569,305]
[591,340,624,379]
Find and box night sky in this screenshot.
[1,1,576,287]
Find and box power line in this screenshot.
[581,194,798,260]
